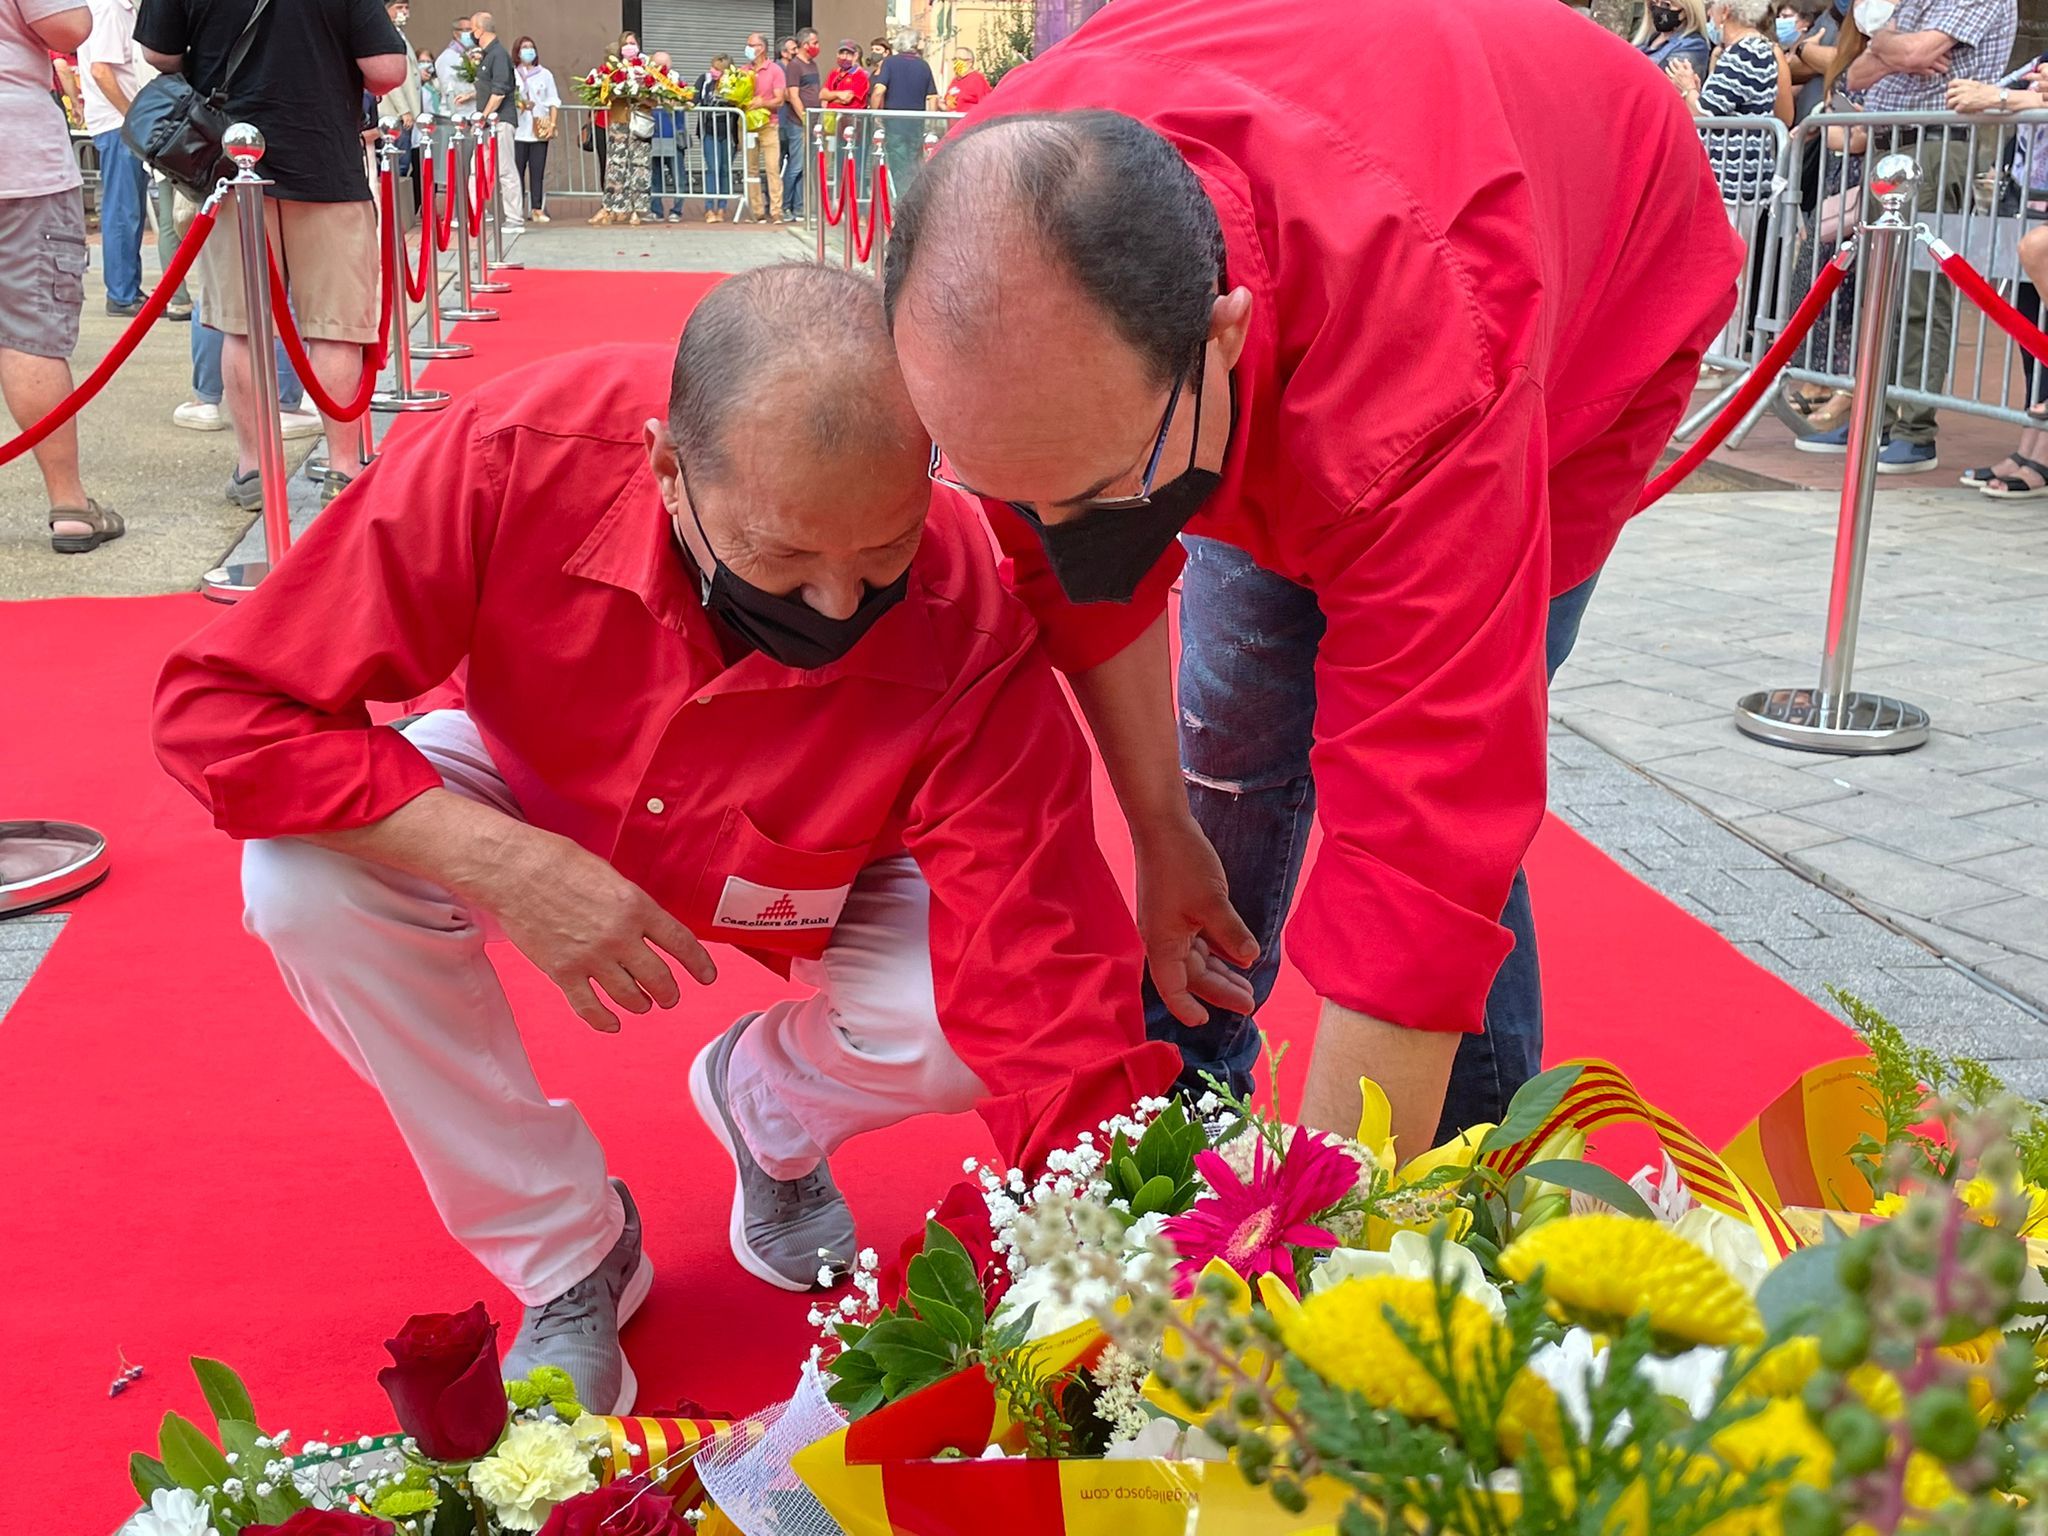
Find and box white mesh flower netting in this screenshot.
[696,1362,850,1536]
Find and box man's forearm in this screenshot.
[302,785,542,904]
[1070,614,1195,834]
[1301,1001,1461,1156]
[90,63,132,115]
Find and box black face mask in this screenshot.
[1650,2,1684,28]
[1016,359,1222,605]
[678,487,909,670]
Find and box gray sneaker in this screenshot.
[689,1015,856,1292]
[500,1178,654,1416]
[224,468,263,510]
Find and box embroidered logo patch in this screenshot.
[714,875,851,931]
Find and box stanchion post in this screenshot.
[869,159,889,278]
[373,128,452,411]
[841,124,857,270]
[443,114,498,323]
[1734,152,1931,754]
[813,124,827,265]
[487,109,523,271]
[410,114,472,360]
[472,112,512,295]
[202,125,293,604]
[923,128,938,161]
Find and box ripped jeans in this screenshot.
[1146,536,1599,1143]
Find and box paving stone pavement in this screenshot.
[1553,484,2048,1032]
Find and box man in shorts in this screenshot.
[136,0,407,505]
[1,0,119,553]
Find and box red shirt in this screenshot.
[152,346,1176,1170]
[824,65,871,111]
[943,70,990,112]
[964,0,1742,1037]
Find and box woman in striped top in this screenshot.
[1668,0,1793,202]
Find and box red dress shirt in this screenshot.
[962,0,1743,1038]
[153,345,1176,1170]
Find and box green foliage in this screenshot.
[150,1360,308,1535]
[129,1452,176,1503]
[1103,1099,1207,1219]
[982,1311,1077,1458]
[825,1218,993,1418]
[979,0,1035,85]
[1517,1158,1657,1223]
[1476,1063,1585,1159]
[191,1357,257,1429]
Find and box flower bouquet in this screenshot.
[572,56,695,112]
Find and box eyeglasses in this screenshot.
[929,352,1201,518]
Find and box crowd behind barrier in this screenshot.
[1701,105,2048,445]
[542,104,752,219]
[802,107,960,268]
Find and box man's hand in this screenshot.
[474,827,719,1032]
[1947,77,2004,111]
[1133,814,1259,1026]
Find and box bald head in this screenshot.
[884,111,1223,390]
[470,9,493,32]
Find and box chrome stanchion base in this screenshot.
[202,559,271,603]
[471,279,512,294]
[492,259,525,270]
[441,305,499,322]
[1733,688,1930,754]
[412,340,473,359]
[0,820,110,917]
[372,387,452,412]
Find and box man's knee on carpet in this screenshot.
[241,835,472,956]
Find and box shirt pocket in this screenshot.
[694,808,870,960]
[45,230,88,310]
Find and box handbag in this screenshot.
[630,108,655,140]
[121,0,272,200]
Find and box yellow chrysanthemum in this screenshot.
[1278,1274,1562,1458]
[1872,1177,2048,1237]
[1500,1215,1764,1347]
[1741,1338,1904,1417]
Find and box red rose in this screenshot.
[246,1514,395,1536]
[536,1484,690,1536]
[375,1302,507,1462]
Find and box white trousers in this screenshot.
[241,711,984,1303]
[493,122,525,229]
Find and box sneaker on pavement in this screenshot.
[279,407,322,441]
[105,297,144,317]
[689,1015,856,1292]
[173,400,226,432]
[320,469,354,505]
[1794,422,1851,454]
[1876,437,1939,474]
[501,1178,654,1416]
[225,468,263,509]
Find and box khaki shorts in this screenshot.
[196,193,380,345]
[0,190,88,360]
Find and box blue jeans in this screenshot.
[191,297,305,410]
[93,128,149,306]
[1145,536,1600,1141]
[649,148,680,215]
[703,135,733,200]
[781,116,805,216]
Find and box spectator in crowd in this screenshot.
[151,171,193,321]
[176,287,320,442]
[647,49,682,222]
[3,0,119,552]
[435,11,471,118]
[379,0,422,216]
[50,45,80,120]
[137,0,408,507]
[1784,8,1868,433]
[416,45,440,114]
[822,36,870,196]
[870,30,935,194]
[782,27,822,218]
[1636,0,1713,76]
[868,36,890,71]
[594,29,651,225]
[745,29,786,222]
[779,34,797,68]
[1802,0,2019,472]
[512,33,555,222]
[943,45,990,113]
[470,9,518,232]
[697,52,740,220]
[1785,0,1843,122]
[77,0,147,317]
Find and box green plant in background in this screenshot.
[980,0,1036,85]
[130,1358,318,1533]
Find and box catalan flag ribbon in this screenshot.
[588,1414,739,1510]
[1479,1058,1804,1257]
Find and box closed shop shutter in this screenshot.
[641,0,774,76]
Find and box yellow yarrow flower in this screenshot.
[1278,1274,1562,1458]
[1501,1214,1764,1347]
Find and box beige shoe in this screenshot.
[589,209,611,225]
[629,212,641,225]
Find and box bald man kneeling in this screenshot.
[153,265,1175,1414]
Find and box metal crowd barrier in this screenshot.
[804,107,962,256]
[1700,106,2048,443]
[546,103,750,218]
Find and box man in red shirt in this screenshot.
[883,0,1741,1163]
[942,46,990,114]
[152,266,1173,1413]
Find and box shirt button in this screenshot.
[646,797,666,814]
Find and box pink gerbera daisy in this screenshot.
[1160,1130,1360,1296]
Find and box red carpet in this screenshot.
[0,269,1855,1532]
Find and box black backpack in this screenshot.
[122,0,272,200]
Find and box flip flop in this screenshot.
[47,499,122,555]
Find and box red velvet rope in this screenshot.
[1929,240,2048,372]
[0,203,220,470]
[851,162,890,262]
[435,145,459,249]
[466,140,487,237]
[817,147,847,227]
[1637,249,1854,511]
[264,171,397,422]
[405,151,437,303]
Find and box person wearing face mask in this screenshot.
[378,1,424,218]
[1783,0,1843,123]
[885,0,1743,1164]
[782,30,825,220]
[436,13,473,116]
[594,30,654,225]
[696,53,742,220]
[944,46,991,114]
[1635,0,1712,79]
[743,30,788,222]
[150,264,1176,1416]
[512,35,558,222]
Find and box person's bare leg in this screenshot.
[221,331,260,477]
[306,338,367,478]
[0,348,90,536]
[1298,1000,1460,1160]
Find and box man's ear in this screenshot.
[1210,286,1255,372]
[644,417,681,509]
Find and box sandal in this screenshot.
[1983,454,2048,498]
[47,499,122,555]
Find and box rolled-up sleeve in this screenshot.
[152,399,502,838]
[1285,371,1553,1036]
[901,616,1179,1171]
